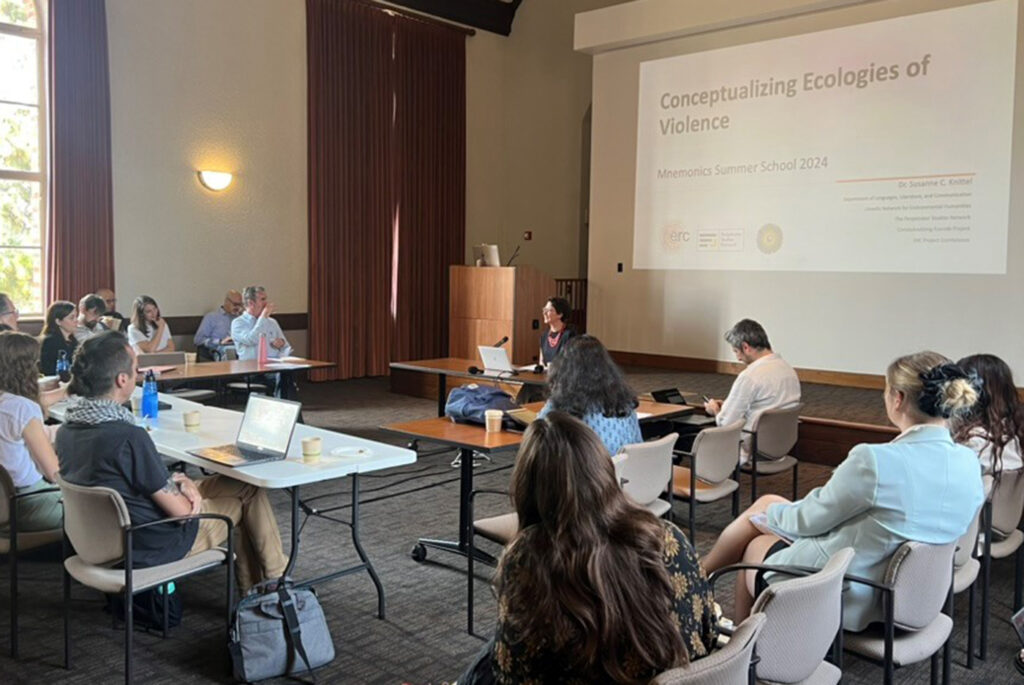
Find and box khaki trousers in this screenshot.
[186,475,288,591]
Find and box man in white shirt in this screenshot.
[704,319,800,464]
[74,294,109,343]
[231,286,295,398]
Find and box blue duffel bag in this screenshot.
[444,384,517,426]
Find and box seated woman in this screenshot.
[0,332,63,531]
[538,335,642,455]
[701,351,986,629]
[954,354,1023,477]
[39,300,78,376]
[482,412,717,683]
[127,295,175,354]
[538,296,574,369]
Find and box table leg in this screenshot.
[350,474,386,619]
[284,487,300,578]
[412,447,496,565]
[437,375,448,417]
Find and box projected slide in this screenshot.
[633,0,1017,274]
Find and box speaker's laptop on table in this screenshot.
[477,345,515,375]
[189,395,302,467]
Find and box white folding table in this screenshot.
[50,392,416,618]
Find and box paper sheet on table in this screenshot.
[637,411,653,420]
[264,362,306,370]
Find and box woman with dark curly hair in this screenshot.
[538,296,574,368]
[466,412,716,683]
[539,334,641,455]
[954,354,1024,478]
[0,331,62,530]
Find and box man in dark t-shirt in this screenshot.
[58,417,198,567]
[56,332,287,589]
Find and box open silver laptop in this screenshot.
[188,395,302,467]
[477,345,514,374]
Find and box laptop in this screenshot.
[477,345,515,374]
[188,395,302,467]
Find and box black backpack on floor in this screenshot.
[105,584,183,631]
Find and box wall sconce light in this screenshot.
[197,170,233,191]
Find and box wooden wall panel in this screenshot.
[610,350,886,390]
[449,318,513,360]
[449,266,515,320]
[512,264,555,366]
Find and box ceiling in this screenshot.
[386,0,524,36]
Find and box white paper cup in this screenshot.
[302,437,322,463]
[130,395,142,417]
[484,409,503,433]
[183,410,201,433]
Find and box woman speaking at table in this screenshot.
[538,297,574,369]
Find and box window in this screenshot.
[0,0,45,316]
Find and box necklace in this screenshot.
[547,328,564,347]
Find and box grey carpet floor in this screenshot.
[0,371,1016,684]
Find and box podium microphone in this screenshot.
[493,336,509,347]
[505,245,521,267]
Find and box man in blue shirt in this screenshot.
[231,286,295,398]
[194,289,243,360]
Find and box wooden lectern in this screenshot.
[449,265,555,366]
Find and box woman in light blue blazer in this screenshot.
[702,351,986,630]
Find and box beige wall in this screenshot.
[465,0,629,280]
[580,0,1024,377]
[105,0,617,320]
[106,0,307,317]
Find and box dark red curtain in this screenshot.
[46,0,115,303]
[391,19,466,363]
[307,0,466,380]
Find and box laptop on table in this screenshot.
[188,395,302,467]
[477,345,516,375]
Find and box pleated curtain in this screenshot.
[46,0,115,304]
[306,0,465,380]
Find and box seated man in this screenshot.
[703,319,800,464]
[55,331,288,590]
[95,288,129,332]
[194,289,243,361]
[74,293,109,343]
[231,285,296,398]
[0,292,19,331]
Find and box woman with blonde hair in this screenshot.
[701,351,986,629]
[472,411,717,683]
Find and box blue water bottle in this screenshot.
[56,350,70,383]
[142,370,159,419]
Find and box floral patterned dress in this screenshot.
[491,521,718,684]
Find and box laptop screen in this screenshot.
[236,395,302,454]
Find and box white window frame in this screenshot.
[0,0,48,317]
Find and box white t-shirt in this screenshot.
[965,428,1023,475]
[127,321,172,353]
[0,392,44,488]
